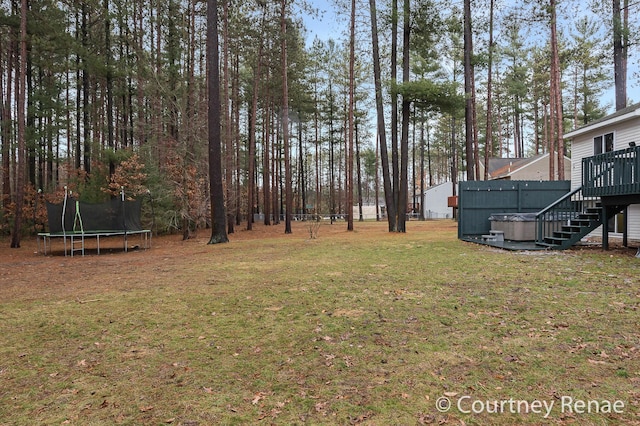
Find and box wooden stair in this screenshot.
[538,206,603,250]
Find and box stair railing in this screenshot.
[535,186,599,245]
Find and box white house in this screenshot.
[422,182,454,219]
[564,103,640,243]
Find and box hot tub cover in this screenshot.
[488,212,538,222]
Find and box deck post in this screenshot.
[602,206,609,250]
[623,206,628,247]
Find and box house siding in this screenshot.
[512,170,543,180]
[516,155,571,181]
[423,182,454,219]
[628,205,640,241]
[569,116,640,242]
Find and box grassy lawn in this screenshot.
[0,220,639,425]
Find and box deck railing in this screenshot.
[582,145,640,197]
[535,186,599,245]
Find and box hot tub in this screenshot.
[488,212,538,241]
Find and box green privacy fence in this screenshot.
[458,180,571,239]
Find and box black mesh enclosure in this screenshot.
[122,199,144,231]
[45,198,144,233]
[45,198,77,233]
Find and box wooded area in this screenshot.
[0,0,636,246]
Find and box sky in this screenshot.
[299,0,639,115]
[298,0,345,44]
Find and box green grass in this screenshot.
[1,221,639,425]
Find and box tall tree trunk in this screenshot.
[75,11,81,170]
[411,111,415,214]
[207,0,228,244]
[314,79,321,216]
[222,0,234,234]
[81,3,90,175]
[263,96,271,225]
[613,0,626,111]
[356,118,363,221]
[398,0,410,232]
[375,137,380,221]
[105,0,115,176]
[134,0,145,146]
[329,89,335,223]
[427,117,433,187]
[281,0,292,234]
[450,116,458,204]
[233,53,242,226]
[26,52,34,186]
[513,102,521,157]
[271,106,279,224]
[550,0,564,179]
[369,0,396,231]
[248,32,263,230]
[2,25,14,216]
[484,0,494,180]
[152,0,163,163]
[534,94,541,153]
[463,0,475,181]
[11,0,27,248]
[390,0,399,228]
[419,109,425,220]
[347,0,355,231]
[298,117,306,216]
[623,0,628,101]
[548,7,557,181]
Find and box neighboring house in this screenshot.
[422,182,454,219]
[486,153,571,181]
[564,102,640,245]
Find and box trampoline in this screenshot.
[38,188,152,256]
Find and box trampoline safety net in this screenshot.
[45,198,144,234]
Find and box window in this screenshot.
[594,132,614,154]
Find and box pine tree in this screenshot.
[11,0,27,248]
[207,0,228,244]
